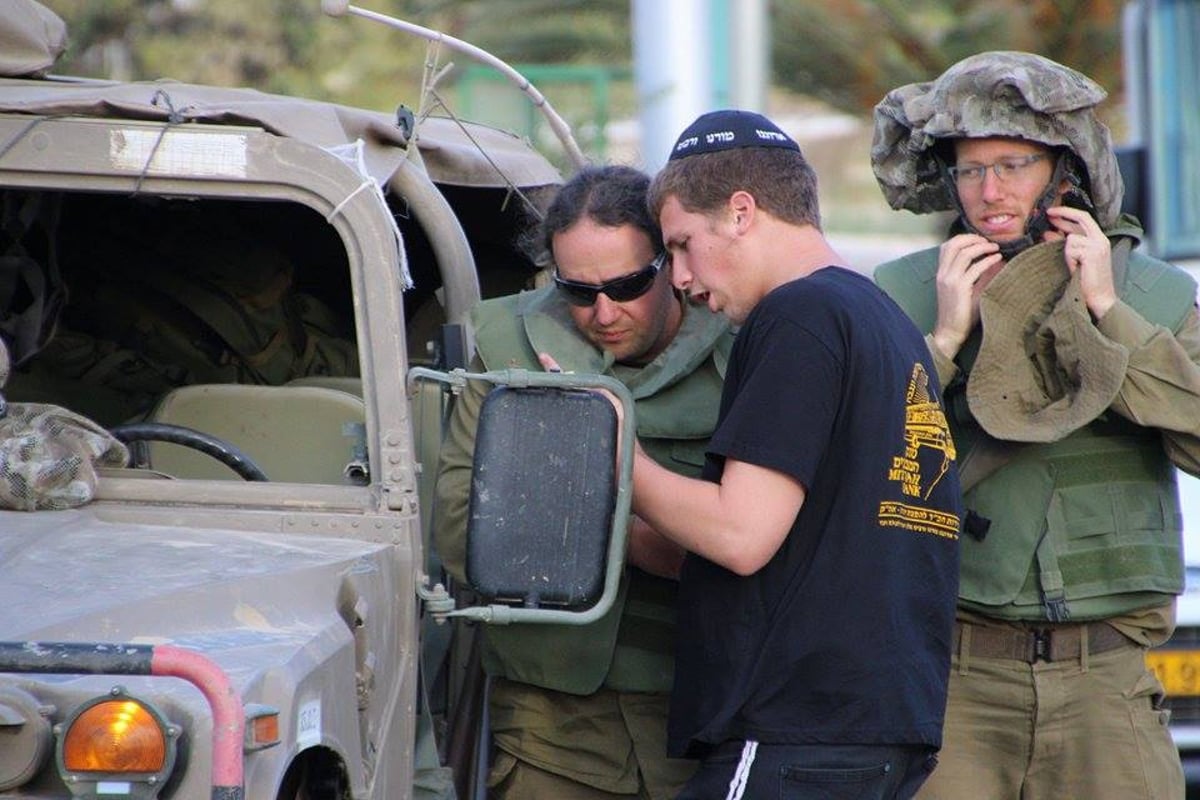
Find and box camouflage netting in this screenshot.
[871,51,1125,228]
[0,405,129,510]
[0,338,129,511]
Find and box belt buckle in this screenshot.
[1032,628,1052,662]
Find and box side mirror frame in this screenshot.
[408,366,635,625]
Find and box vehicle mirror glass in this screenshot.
[465,385,616,610]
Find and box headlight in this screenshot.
[0,687,53,791]
[55,687,179,799]
[63,698,165,772]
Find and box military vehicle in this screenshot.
[5,1,1193,797]
[0,3,637,799]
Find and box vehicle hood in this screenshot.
[0,508,392,672]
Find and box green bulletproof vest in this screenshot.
[876,234,1196,621]
[471,286,733,694]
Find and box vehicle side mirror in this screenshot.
[466,385,615,609]
[407,366,634,625]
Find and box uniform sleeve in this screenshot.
[1098,301,1200,476]
[924,332,960,389]
[431,354,490,583]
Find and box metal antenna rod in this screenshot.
[322,0,589,169]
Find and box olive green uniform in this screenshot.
[876,234,1200,799]
[433,285,731,798]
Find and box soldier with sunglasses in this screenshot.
[871,52,1198,799]
[433,164,733,799]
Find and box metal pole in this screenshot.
[730,0,768,111]
[633,0,715,172]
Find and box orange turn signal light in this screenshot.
[61,699,166,774]
[250,713,279,747]
[244,704,281,751]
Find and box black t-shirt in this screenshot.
[669,267,962,757]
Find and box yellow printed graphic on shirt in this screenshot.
[879,363,960,540]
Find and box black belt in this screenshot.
[953,621,1135,663]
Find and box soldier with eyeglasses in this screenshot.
[872,51,1199,799]
[434,164,732,799]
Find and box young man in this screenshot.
[627,109,962,800]
[871,51,1197,798]
[433,165,732,799]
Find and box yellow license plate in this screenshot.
[1148,649,1200,696]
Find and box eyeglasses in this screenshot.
[553,251,668,307]
[948,153,1048,185]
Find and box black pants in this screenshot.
[675,740,937,800]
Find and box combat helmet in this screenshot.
[870,51,1124,252]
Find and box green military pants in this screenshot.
[488,754,651,800]
[487,681,695,800]
[916,629,1184,799]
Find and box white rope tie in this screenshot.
[321,138,412,288]
[325,179,373,223]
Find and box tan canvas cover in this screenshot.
[0,0,67,78]
[0,78,561,191]
[0,1,559,190]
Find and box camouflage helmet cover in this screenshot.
[870,51,1124,228]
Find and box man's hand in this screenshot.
[539,349,628,431]
[931,233,1002,359]
[538,349,633,478]
[537,352,564,373]
[539,353,692,577]
[1045,205,1116,319]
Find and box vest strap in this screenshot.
[1038,492,1071,621]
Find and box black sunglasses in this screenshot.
[553,251,668,307]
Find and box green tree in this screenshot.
[36,0,631,117]
[772,0,1123,116]
[39,0,447,112]
[36,0,1125,124]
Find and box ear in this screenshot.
[729,190,756,234]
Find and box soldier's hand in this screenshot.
[931,233,1001,359]
[1045,206,1116,319]
[538,351,630,476]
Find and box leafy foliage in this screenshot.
[772,0,1122,115]
[37,0,1123,121]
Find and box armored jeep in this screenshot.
[0,4,625,799]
